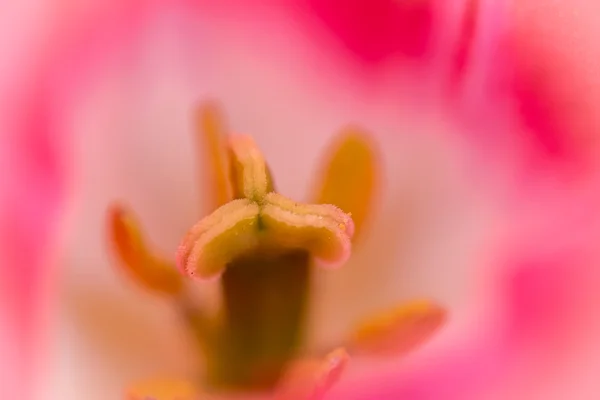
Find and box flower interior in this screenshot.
[107,101,446,398]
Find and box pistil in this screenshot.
[176,135,353,389]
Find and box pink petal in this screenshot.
[1,23,67,400]
[507,0,600,177]
[1,1,164,398]
[331,183,600,399]
[307,0,435,64]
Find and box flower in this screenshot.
[4,0,600,399]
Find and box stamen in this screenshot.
[274,348,349,400]
[196,101,233,209]
[125,378,199,400]
[348,300,446,356]
[312,128,379,241]
[228,134,274,201]
[107,204,182,295]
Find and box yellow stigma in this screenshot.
[176,135,354,281]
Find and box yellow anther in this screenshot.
[228,134,275,201]
[196,101,233,209]
[125,378,199,400]
[107,204,182,295]
[313,128,379,242]
[349,300,446,356]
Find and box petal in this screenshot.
[509,0,600,176]
[330,183,600,399]
[29,3,204,398]
[307,0,436,64]
[1,83,66,400]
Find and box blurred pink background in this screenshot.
[2,1,600,399]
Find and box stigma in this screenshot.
[177,134,354,281]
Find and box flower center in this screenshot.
[109,101,446,398]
